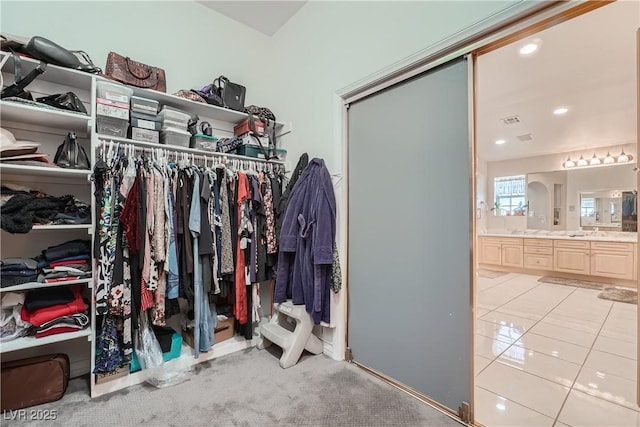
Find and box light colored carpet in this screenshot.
[6,348,461,427]
[477,269,509,279]
[599,287,637,304]
[538,276,606,290]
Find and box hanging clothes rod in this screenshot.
[96,134,286,165]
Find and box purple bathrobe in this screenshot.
[275,158,336,324]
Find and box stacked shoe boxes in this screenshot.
[128,96,161,143]
[158,106,191,147]
[96,81,133,138]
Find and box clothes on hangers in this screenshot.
[92,143,287,369]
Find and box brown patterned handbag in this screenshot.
[104,51,166,92]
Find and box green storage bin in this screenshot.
[130,332,183,373]
[236,144,287,162]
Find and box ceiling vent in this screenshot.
[501,115,521,125]
[517,133,533,142]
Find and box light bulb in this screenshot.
[617,149,629,163]
[603,152,615,164]
[563,157,575,168]
[577,155,588,167]
[590,153,601,166]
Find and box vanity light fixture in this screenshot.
[495,139,506,145]
[562,149,634,169]
[617,149,630,163]
[563,157,575,168]
[603,152,615,164]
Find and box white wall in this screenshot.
[267,0,546,359]
[0,1,275,106]
[484,143,637,232]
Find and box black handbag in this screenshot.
[21,36,101,73]
[214,76,246,112]
[54,132,90,169]
[36,92,87,114]
[0,53,47,100]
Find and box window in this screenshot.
[581,197,595,217]
[494,175,526,215]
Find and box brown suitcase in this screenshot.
[1,353,70,411]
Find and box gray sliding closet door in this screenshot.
[347,58,471,413]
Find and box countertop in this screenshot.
[479,231,638,243]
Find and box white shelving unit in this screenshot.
[1,52,290,399]
[0,330,92,354]
[0,55,95,385]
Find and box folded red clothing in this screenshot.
[20,286,85,327]
[48,260,89,268]
[35,326,82,338]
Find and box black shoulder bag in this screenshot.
[54,132,90,169]
[0,53,47,100]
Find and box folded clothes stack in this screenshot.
[20,286,89,338]
[0,292,34,342]
[37,240,92,283]
[0,240,92,288]
[0,257,39,288]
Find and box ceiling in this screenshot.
[477,1,638,162]
[197,1,307,36]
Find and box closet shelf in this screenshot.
[0,100,91,133]
[0,278,92,293]
[1,52,94,90]
[0,329,91,353]
[97,78,285,129]
[31,224,92,231]
[96,134,286,165]
[0,163,91,178]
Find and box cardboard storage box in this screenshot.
[182,317,235,348]
[95,365,129,384]
[234,118,264,136]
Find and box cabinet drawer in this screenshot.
[524,238,552,247]
[590,241,634,252]
[524,246,553,255]
[500,237,523,245]
[553,240,590,249]
[524,254,553,270]
[481,237,502,245]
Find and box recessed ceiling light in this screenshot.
[519,43,538,56]
[553,107,569,115]
[495,139,506,145]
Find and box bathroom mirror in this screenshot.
[579,190,624,228]
[524,162,637,231]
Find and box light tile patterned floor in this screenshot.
[474,273,639,427]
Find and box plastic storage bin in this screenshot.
[158,106,191,127]
[130,127,159,143]
[97,117,129,137]
[236,144,287,162]
[129,332,183,373]
[130,96,159,115]
[160,127,191,147]
[189,133,218,151]
[97,80,134,104]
